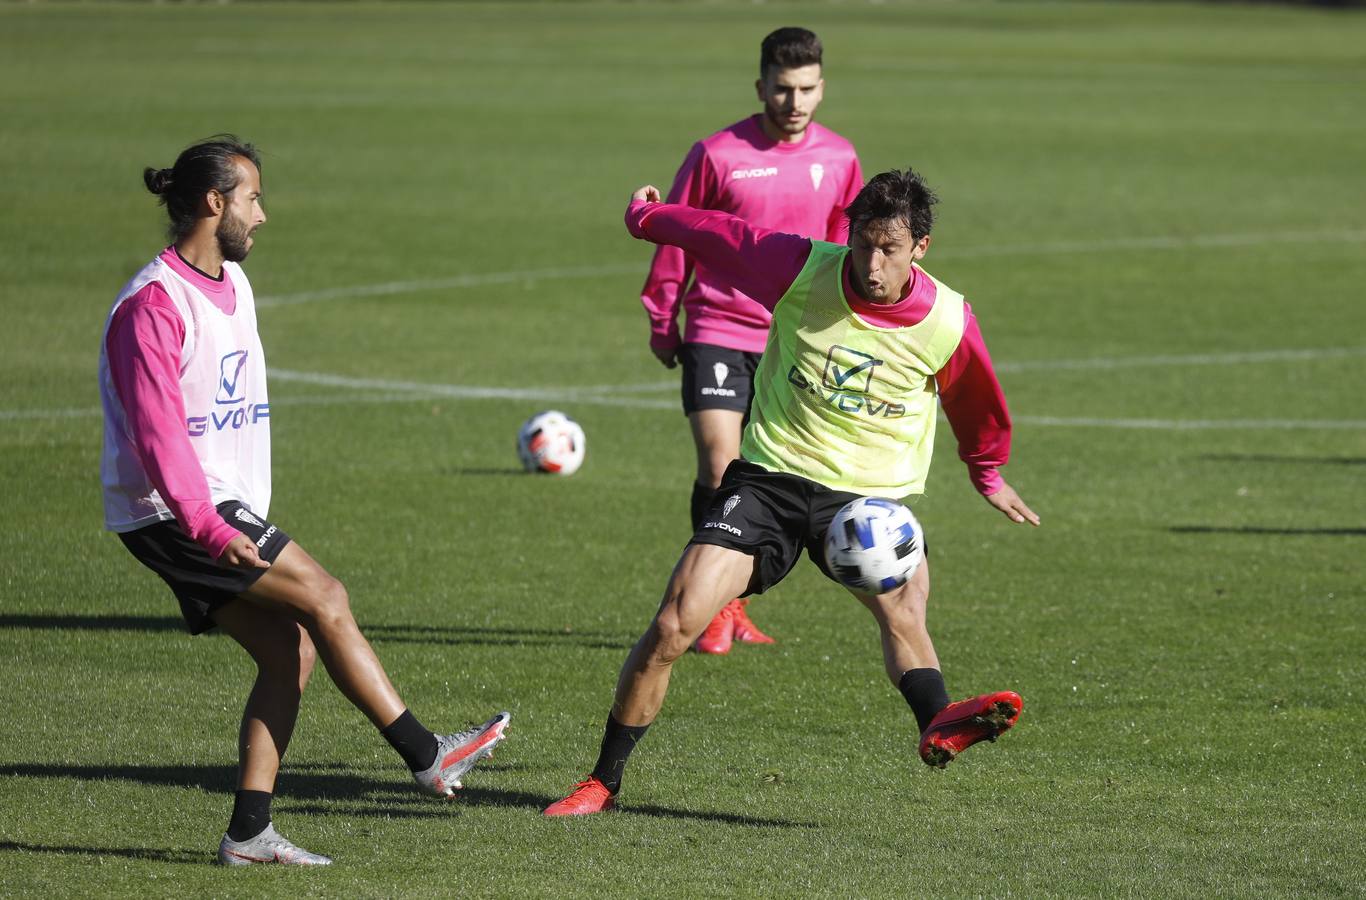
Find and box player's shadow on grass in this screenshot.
[4,762,426,803]
[4,764,809,829]
[368,623,632,651]
[0,840,203,865]
[1195,453,1366,466]
[0,615,634,649]
[0,613,183,633]
[1169,525,1366,536]
[454,786,815,828]
[288,787,813,828]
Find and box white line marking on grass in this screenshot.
[933,228,1366,260]
[1014,415,1366,431]
[267,369,677,410]
[254,229,1366,308]
[0,406,102,421]
[6,345,1361,426]
[995,346,1366,373]
[256,262,642,308]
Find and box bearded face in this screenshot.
[215,203,254,262]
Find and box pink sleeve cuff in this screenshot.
[186,507,242,561]
[969,466,1005,496]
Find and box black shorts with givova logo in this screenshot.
[679,342,763,415]
[690,459,869,596]
[119,500,291,635]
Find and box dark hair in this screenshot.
[143,135,261,242]
[844,168,939,242]
[760,27,822,76]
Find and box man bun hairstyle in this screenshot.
[760,27,823,76]
[143,134,261,242]
[845,168,940,242]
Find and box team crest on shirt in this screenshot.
[809,163,824,190]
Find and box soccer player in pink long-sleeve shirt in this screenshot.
[545,170,1040,816]
[100,137,509,866]
[640,27,863,653]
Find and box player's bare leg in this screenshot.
[214,600,317,792]
[241,542,403,727]
[853,560,1022,767]
[615,543,755,724]
[689,409,744,492]
[545,543,754,815]
[688,409,773,651]
[850,559,938,681]
[211,599,330,864]
[240,541,510,796]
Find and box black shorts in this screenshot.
[689,460,867,595]
[679,342,763,415]
[118,500,292,635]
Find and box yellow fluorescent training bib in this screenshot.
[741,240,966,496]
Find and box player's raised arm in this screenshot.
[625,186,811,311]
[638,148,709,368]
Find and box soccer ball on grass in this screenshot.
[516,410,585,475]
[823,497,925,594]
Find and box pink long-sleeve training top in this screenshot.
[628,200,1012,496]
[104,247,244,558]
[640,115,863,356]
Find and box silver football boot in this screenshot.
[414,710,511,797]
[217,824,332,866]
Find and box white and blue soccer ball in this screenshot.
[516,410,585,476]
[823,497,925,594]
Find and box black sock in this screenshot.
[381,709,439,772]
[590,713,650,793]
[690,481,716,531]
[899,668,951,734]
[227,789,272,842]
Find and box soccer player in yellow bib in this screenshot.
[545,169,1040,816]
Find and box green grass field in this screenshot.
[2,1,1364,895]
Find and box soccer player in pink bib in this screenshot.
[545,170,1039,816]
[640,27,863,654]
[100,137,509,865]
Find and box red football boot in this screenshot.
[918,691,1023,769]
[693,601,736,655]
[543,777,616,816]
[730,599,775,645]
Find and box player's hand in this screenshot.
[984,483,1040,526]
[218,533,271,570]
[632,185,662,204]
[647,346,674,371]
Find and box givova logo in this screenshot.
[189,349,270,437]
[787,345,905,418]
